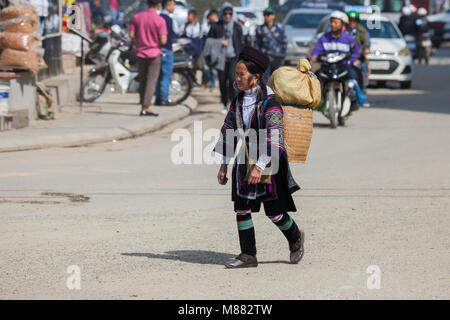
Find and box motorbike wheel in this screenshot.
[169,70,192,105]
[81,73,107,102]
[327,90,338,129]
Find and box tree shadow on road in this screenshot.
[122,250,291,266]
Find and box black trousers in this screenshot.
[218,57,237,107]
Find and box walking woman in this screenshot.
[214,47,305,268]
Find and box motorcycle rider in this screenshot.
[311,11,362,109]
[346,10,371,107]
[415,7,431,64]
[399,6,418,37]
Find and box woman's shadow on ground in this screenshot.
[122,250,290,266]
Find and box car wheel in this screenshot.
[400,81,412,89]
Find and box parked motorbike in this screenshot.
[85,31,112,65]
[81,25,195,105]
[317,52,356,129]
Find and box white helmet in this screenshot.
[402,6,411,15]
[330,11,348,24]
[418,7,427,16]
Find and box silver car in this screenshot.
[283,8,334,65]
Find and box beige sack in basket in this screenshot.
[0,48,39,73]
[4,20,39,33]
[268,59,321,108]
[0,6,39,25]
[0,32,38,51]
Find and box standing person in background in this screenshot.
[129,0,167,117]
[255,8,287,82]
[155,0,177,106]
[236,16,252,47]
[91,0,105,28]
[29,0,49,37]
[108,0,119,24]
[45,1,60,35]
[207,5,243,114]
[183,9,203,82]
[201,9,219,91]
[346,10,370,107]
[201,9,218,37]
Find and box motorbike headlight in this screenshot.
[397,47,410,56]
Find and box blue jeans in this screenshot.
[155,49,174,101]
[202,56,217,88]
[360,61,368,92]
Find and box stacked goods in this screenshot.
[0,2,47,73]
[268,59,321,163]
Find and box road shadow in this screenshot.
[122,250,235,265]
[313,122,332,128]
[122,250,291,266]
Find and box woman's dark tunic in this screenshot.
[214,85,300,214]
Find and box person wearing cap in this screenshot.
[214,46,305,269]
[255,8,288,82]
[207,5,244,114]
[346,10,370,97]
[311,11,361,107]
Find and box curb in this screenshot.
[0,96,198,153]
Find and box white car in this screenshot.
[310,13,414,88]
[362,13,414,88]
[428,8,450,45]
[283,8,334,65]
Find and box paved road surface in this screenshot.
[0,48,449,299]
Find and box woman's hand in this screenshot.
[217,164,228,185]
[248,166,262,185]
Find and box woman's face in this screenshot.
[235,61,259,92]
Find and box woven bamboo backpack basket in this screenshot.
[268,59,321,163]
[281,105,313,163]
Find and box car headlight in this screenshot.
[397,47,410,56]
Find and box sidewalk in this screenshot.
[0,91,198,153]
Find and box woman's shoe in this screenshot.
[221,106,228,114]
[225,253,258,268]
[289,230,305,264]
[140,110,159,117]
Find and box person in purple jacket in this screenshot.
[311,11,362,102]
